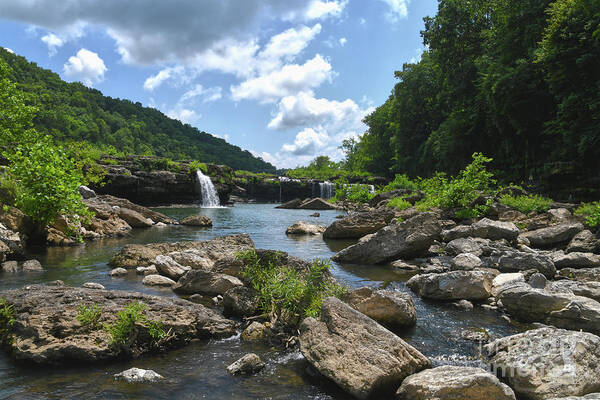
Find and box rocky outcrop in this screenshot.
[92,195,175,224]
[333,213,447,264]
[343,287,417,328]
[179,215,212,227]
[519,223,585,248]
[109,234,254,269]
[407,269,498,301]
[485,328,600,400]
[285,221,326,235]
[396,365,516,400]
[0,285,237,364]
[299,297,430,399]
[323,209,395,239]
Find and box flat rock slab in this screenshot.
[485,327,600,400]
[0,285,237,364]
[299,297,429,399]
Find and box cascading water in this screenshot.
[195,169,221,207]
[319,181,336,199]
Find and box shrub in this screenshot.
[103,301,166,346]
[189,160,208,174]
[381,174,419,193]
[387,197,412,211]
[332,182,375,204]
[236,250,347,324]
[499,194,553,214]
[575,202,600,229]
[76,304,103,330]
[0,297,15,339]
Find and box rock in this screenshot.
[0,223,23,255]
[109,234,254,269]
[407,269,497,301]
[83,282,105,290]
[396,365,516,400]
[453,299,474,311]
[559,267,600,282]
[95,195,175,224]
[298,198,336,210]
[223,286,259,318]
[343,287,417,328]
[285,221,326,235]
[179,215,213,227]
[489,250,556,278]
[226,353,265,375]
[567,230,600,254]
[0,285,237,364]
[109,268,128,276]
[446,237,487,256]
[553,252,600,269]
[78,185,96,199]
[142,274,176,287]
[310,212,320,217]
[1,260,20,273]
[168,251,214,270]
[491,273,525,298]
[212,256,244,276]
[21,259,43,272]
[333,213,445,264]
[241,322,269,341]
[452,253,483,270]
[144,265,158,276]
[299,297,429,399]
[484,328,600,400]
[548,394,600,400]
[114,367,163,383]
[528,272,548,289]
[497,281,600,333]
[323,209,395,239]
[471,218,519,241]
[275,198,304,209]
[519,223,584,248]
[154,255,188,280]
[442,225,473,242]
[552,280,600,302]
[173,270,243,295]
[118,207,153,228]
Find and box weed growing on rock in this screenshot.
[499,194,553,214]
[0,297,15,339]
[387,197,412,211]
[103,301,167,346]
[575,202,600,230]
[76,303,103,330]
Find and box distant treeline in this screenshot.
[0,48,276,174]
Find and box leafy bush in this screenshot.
[76,304,103,330]
[103,301,166,346]
[499,194,553,214]
[331,181,375,204]
[387,197,412,210]
[0,297,15,339]
[575,202,600,229]
[189,160,208,174]
[381,174,419,193]
[237,250,347,324]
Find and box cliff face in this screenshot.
[92,156,233,206]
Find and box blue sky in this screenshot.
[0,0,438,168]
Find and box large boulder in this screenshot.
[407,269,497,301]
[552,280,600,302]
[333,213,445,264]
[567,230,600,254]
[96,195,175,224]
[553,251,600,269]
[324,209,395,239]
[109,234,254,269]
[285,221,326,235]
[226,353,265,375]
[488,249,556,278]
[0,285,237,364]
[519,223,585,248]
[114,367,163,383]
[491,273,526,298]
[451,253,483,270]
[441,219,518,242]
[223,286,259,318]
[396,365,516,400]
[497,281,600,333]
[548,395,600,400]
[78,185,96,199]
[142,274,176,287]
[300,298,429,399]
[179,215,212,227]
[0,222,23,256]
[559,267,600,282]
[154,255,188,280]
[485,328,600,400]
[117,207,154,228]
[167,251,214,270]
[298,198,337,210]
[275,198,304,209]
[173,270,243,296]
[343,287,417,328]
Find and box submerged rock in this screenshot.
[0,285,237,364]
[323,209,395,239]
[485,328,600,400]
[179,215,213,227]
[299,297,429,399]
[1,260,20,273]
[285,221,326,235]
[114,367,164,383]
[343,287,417,328]
[407,269,497,301]
[396,365,516,400]
[109,267,128,276]
[226,353,265,375]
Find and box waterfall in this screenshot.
[369,185,375,194]
[196,170,220,207]
[319,181,336,199]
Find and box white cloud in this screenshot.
[41,33,64,56]
[166,108,199,125]
[180,84,222,104]
[380,0,410,22]
[63,49,107,87]
[143,66,187,91]
[3,47,14,54]
[259,24,321,70]
[282,127,328,155]
[305,0,347,20]
[339,37,347,47]
[359,18,367,25]
[231,54,333,103]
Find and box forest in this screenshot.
[0,47,276,174]
[342,0,599,199]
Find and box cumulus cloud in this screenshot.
[180,84,222,104]
[3,47,14,54]
[143,66,188,91]
[304,0,347,20]
[281,127,328,156]
[63,49,107,87]
[231,54,333,103]
[41,33,64,56]
[166,108,199,125]
[380,0,411,21]
[339,37,347,47]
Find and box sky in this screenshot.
[0,0,438,169]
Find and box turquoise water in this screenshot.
[0,204,521,399]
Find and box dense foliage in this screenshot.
[499,194,553,214]
[343,0,599,197]
[0,48,276,173]
[285,156,369,180]
[575,202,600,229]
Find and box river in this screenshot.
[0,204,523,399]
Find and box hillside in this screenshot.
[0,47,276,173]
